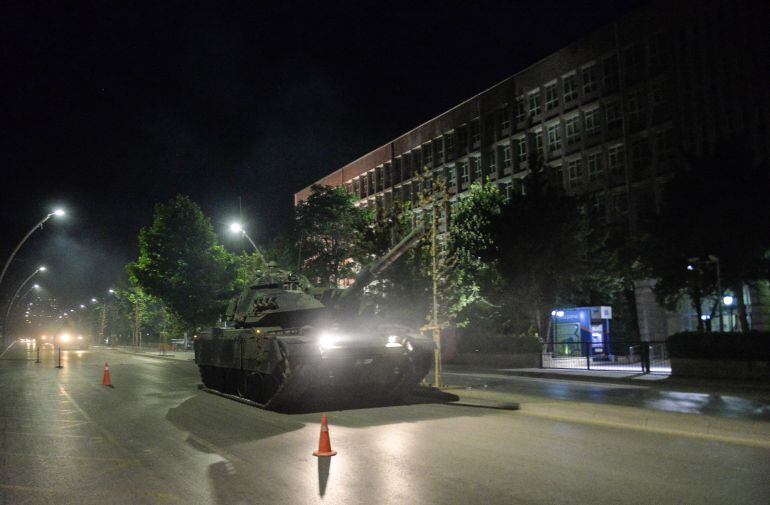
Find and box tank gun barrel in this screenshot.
[336,224,426,306]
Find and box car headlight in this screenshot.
[386,335,403,348]
[318,332,342,351]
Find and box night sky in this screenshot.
[1,0,642,308]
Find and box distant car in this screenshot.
[170,338,192,351]
[56,333,88,350]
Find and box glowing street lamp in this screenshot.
[3,266,48,335]
[229,223,259,252]
[0,210,64,289]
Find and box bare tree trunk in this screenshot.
[735,285,751,332]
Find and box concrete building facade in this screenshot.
[295,0,770,339]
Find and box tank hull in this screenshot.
[195,327,434,411]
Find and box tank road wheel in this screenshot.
[199,366,213,388]
[236,371,249,398]
[246,373,264,403]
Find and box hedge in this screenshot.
[666,331,770,361]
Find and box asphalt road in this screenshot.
[1,343,768,504]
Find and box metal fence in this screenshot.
[541,341,671,374]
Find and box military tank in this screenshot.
[194,225,434,411]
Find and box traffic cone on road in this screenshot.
[313,414,337,457]
[102,362,114,388]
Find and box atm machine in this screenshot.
[549,306,612,358]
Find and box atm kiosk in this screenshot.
[549,306,612,358]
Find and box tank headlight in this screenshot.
[386,335,403,348]
[319,332,342,350]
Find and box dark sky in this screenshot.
[1,0,643,309]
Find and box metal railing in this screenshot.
[541,341,671,374]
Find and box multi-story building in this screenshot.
[295,0,769,339]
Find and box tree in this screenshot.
[128,195,236,329]
[639,139,770,331]
[447,170,610,339]
[295,185,372,287]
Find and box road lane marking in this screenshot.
[57,385,128,454]
[0,431,104,440]
[0,341,17,359]
[0,451,136,462]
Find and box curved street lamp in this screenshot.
[229,222,265,262]
[3,266,47,338]
[0,210,64,289]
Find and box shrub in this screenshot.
[666,331,770,361]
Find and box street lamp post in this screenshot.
[3,266,46,340]
[0,210,63,290]
[229,223,266,263]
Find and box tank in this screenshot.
[194,225,434,411]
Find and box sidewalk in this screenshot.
[492,366,770,397]
[101,345,196,362]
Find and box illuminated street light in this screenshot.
[91,298,97,303]
[0,210,65,290]
[228,222,264,260]
[3,266,48,336]
[80,304,86,309]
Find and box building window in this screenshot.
[631,138,651,174]
[528,90,542,116]
[626,90,645,129]
[353,178,360,196]
[515,97,526,122]
[553,163,564,189]
[471,156,482,181]
[587,152,604,181]
[470,120,481,146]
[547,123,561,151]
[516,137,527,163]
[568,158,584,188]
[582,64,599,95]
[606,101,623,130]
[584,108,601,136]
[445,132,455,158]
[656,130,673,162]
[423,143,433,167]
[500,107,511,132]
[435,138,444,162]
[460,161,470,185]
[533,130,544,159]
[565,116,581,145]
[602,55,619,90]
[502,181,513,201]
[545,83,559,111]
[448,165,457,190]
[608,145,625,176]
[487,152,497,176]
[563,73,578,103]
[502,143,512,172]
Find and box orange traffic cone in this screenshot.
[313,414,337,457]
[102,362,113,388]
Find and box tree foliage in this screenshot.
[128,195,236,328]
[295,185,372,287]
[638,139,770,331]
